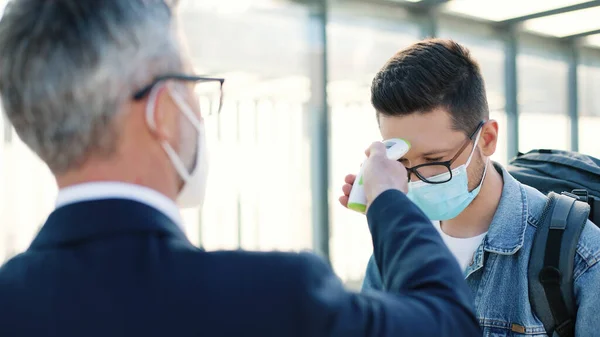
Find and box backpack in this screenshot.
[507,149,600,337]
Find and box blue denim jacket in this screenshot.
[362,164,600,336]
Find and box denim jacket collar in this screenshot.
[482,163,529,255]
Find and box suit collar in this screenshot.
[55,182,183,227]
[29,199,190,249]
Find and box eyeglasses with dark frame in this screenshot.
[132,74,225,114]
[404,121,485,184]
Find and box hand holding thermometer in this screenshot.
[347,138,411,213]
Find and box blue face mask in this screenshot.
[406,130,488,221]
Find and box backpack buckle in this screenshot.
[570,189,589,203]
[561,191,580,201]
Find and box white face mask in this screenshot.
[145,84,209,209]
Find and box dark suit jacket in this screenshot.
[0,190,480,336]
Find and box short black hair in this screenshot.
[371,38,488,135]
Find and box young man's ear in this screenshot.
[479,120,498,157]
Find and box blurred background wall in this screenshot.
[1,0,600,289]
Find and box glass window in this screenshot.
[1,131,56,262]
[517,44,570,153]
[578,54,600,158]
[1,103,58,263]
[178,0,314,252]
[327,4,420,287]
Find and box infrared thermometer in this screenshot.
[347,138,411,213]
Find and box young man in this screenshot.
[340,39,600,336]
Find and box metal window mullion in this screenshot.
[308,0,330,263]
[567,43,580,152]
[505,28,519,161]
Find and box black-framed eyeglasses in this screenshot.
[405,121,485,184]
[132,74,225,114]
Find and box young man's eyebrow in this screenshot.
[420,149,453,157]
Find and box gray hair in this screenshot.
[0,0,183,173]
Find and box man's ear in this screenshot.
[145,84,177,143]
[479,120,498,157]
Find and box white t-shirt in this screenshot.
[432,221,487,272]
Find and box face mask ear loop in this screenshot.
[474,157,490,190]
[166,84,204,179]
[465,128,484,167]
[145,83,192,183]
[162,143,192,182]
[167,84,203,131]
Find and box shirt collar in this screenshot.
[56,182,183,227]
[482,163,529,255]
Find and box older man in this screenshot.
[0,1,479,336]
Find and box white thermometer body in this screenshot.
[347,138,411,213]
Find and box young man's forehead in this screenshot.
[378,109,466,155]
[379,109,461,136]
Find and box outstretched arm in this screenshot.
[361,254,383,292]
[299,190,480,337]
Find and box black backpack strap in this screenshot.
[529,192,590,337]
